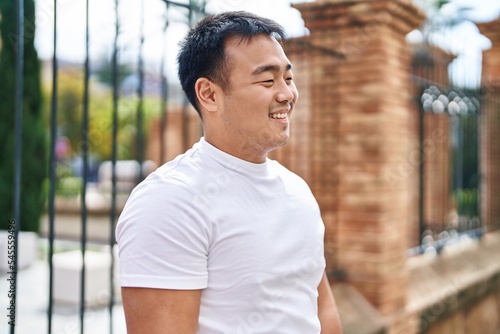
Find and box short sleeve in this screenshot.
[116,173,210,290]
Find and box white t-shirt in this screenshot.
[116,138,326,333]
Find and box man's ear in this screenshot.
[195,77,218,113]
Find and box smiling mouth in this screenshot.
[269,113,288,119]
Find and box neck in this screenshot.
[204,134,268,164]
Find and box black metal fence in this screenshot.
[8,1,207,333]
[409,80,487,256]
[404,0,500,257]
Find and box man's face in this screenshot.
[216,34,298,163]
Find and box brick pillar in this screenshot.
[477,19,500,231]
[290,0,424,315]
[411,44,455,85]
[423,113,450,229]
[408,45,455,246]
[271,39,314,180]
[146,106,201,165]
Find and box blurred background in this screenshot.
[1,0,500,333]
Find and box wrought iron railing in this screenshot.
[8,1,207,333]
[407,78,495,256]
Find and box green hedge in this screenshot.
[0,0,47,232]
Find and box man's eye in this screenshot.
[262,79,274,84]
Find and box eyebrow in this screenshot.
[251,63,292,76]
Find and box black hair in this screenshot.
[177,11,287,117]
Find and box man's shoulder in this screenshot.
[140,152,207,192]
[130,143,227,201]
[118,154,209,223]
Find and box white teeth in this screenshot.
[269,113,287,119]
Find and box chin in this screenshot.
[255,128,290,151]
[272,134,290,149]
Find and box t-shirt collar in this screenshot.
[199,137,270,175]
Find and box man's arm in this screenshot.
[318,271,343,334]
[121,287,202,334]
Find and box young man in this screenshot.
[116,11,342,334]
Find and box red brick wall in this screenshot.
[422,288,500,334]
[146,105,202,165]
[423,113,451,233]
[477,19,500,231]
[283,0,424,315]
[408,45,454,247]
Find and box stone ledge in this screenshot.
[331,282,387,334]
[52,189,128,215]
[331,231,500,333]
[406,231,500,332]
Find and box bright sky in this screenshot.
[35,0,312,75]
[34,0,500,86]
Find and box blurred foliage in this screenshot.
[41,69,158,162]
[93,53,133,87]
[453,188,478,218]
[453,114,479,190]
[419,0,473,34]
[54,163,82,197]
[56,176,83,197]
[0,0,47,232]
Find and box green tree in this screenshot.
[0,0,47,231]
[41,70,157,163]
[57,70,83,154]
[93,54,133,88]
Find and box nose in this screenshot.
[276,79,297,104]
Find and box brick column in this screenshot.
[289,0,424,316]
[146,106,202,165]
[423,113,450,229]
[271,39,314,180]
[409,45,455,246]
[477,19,500,231]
